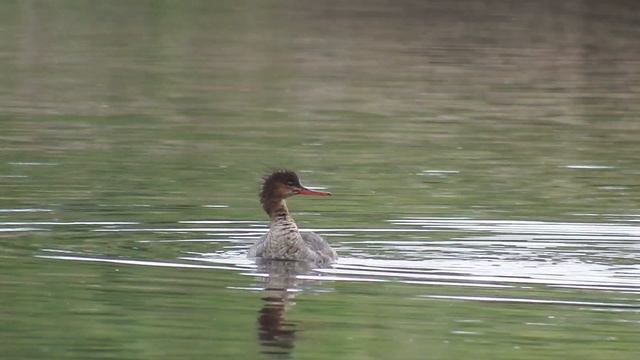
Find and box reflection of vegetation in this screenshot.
[1,1,640,359]
[1,1,639,224]
[2,256,639,359]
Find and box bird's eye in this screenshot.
[286,181,295,186]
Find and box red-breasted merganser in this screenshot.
[248,170,337,266]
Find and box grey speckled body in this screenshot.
[248,203,337,266]
[247,170,337,266]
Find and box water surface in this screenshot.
[1,1,640,359]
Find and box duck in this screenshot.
[248,170,337,266]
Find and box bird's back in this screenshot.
[248,230,336,266]
[301,231,337,265]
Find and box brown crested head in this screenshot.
[259,169,331,214]
[260,169,302,205]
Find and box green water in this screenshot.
[1,1,639,359]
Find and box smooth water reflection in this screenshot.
[254,261,313,357]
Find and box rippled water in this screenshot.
[2,1,640,359]
[35,216,640,293]
[12,213,640,358]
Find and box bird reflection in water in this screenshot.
[255,259,316,357]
